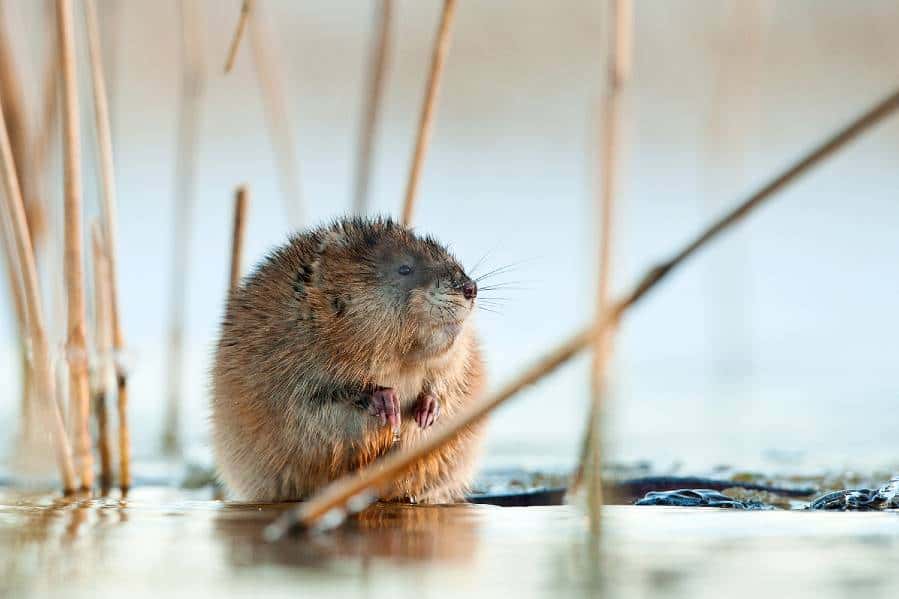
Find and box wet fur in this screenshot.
[211,217,486,502]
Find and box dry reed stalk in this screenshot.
[98,0,120,135]
[3,1,57,449]
[17,343,34,439]
[0,9,31,432]
[352,0,393,215]
[164,0,206,456]
[33,36,60,185]
[400,0,457,226]
[32,19,60,339]
[0,85,77,495]
[0,9,45,252]
[267,87,899,537]
[224,0,255,74]
[115,333,130,484]
[28,8,66,387]
[0,168,31,436]
[57,0,93,491]
[579,0,633,535]
[90,222,113,491]
[249,5,303,228]
[229,185,248,292]
[83,0,131,492]
[0,190,26,330]
[699,1,766,367]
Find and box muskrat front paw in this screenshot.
[367,387,400,431]
[414,392,440,429]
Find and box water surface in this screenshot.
[2,487,898,598]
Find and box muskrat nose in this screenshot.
[462,280,477,300]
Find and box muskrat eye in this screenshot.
[398,264,413,276]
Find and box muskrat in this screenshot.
[211,217,485,502]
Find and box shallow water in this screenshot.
[2,487,898,598]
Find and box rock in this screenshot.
[809,476,899,511]
[635,489,772,510]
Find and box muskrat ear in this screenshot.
[305,224,352,289]
[315,223,352,254]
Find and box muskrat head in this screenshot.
[310,218,477,359]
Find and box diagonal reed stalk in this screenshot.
[579,0,632,536]
[0,147,32,444]
[57,0,94,491]
[33,30,60,191]
[164,0,206,457]
[224,0,255,74]
[32,11,60,348]
[90,222,114,492]
[249,4,303,228]
[0,6,36,441]
[0,79,77,496]
[0,182,29,421]
[0,7,45,255]
[98,0,120,137]
[267,87,899,538]
[229,185,249,293]
[353,0,393,215]
[84,0,131,492]
[400,0,457,226]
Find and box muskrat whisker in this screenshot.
[431,301,461,323]
[427,296,464,310]
[477,306,504,313]
[476,300,506,308]
[474,264,518,282]
[477,281,527,291]
[467,251,492,277]
[435,294,466,306]
[472,256,541,283]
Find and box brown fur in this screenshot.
[211,217,486,502]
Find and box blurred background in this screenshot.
[1,0,898,479]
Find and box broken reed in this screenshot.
[353,0,393,215]
[0,83,77,494]
[84,0,131,491]
[91,223,114,491]
[57,0,94,491]
[224,0,255,74]
[267,87,899,537]
[229,186,249,293]
[401,0,457,226]
[580,0,633,536]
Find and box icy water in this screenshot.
[2,487,899,599]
